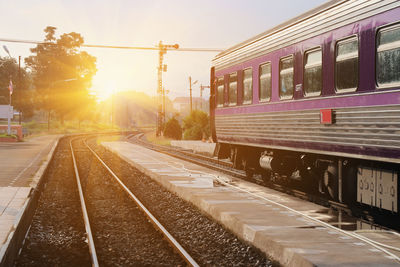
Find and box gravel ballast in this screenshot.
[90,137,277,266]
[74,138,185,266]
[16,137,91,266]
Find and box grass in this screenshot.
[20,120,123,138]
[0,133,18,139]
[144,131,172,146]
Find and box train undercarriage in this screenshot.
[217,143,399,215]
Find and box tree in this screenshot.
[0,57,34,118]
[25,26,97,128]
[182,110,210,140]
[164,117,182,140]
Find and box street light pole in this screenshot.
[3,45,11,57]
[3,45,12,135]
[200,84,210,111]
[7,79,12,135]
[189,76,198,113]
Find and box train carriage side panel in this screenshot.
[213,3,400,164]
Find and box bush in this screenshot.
[164,117,182,140]
[183,110,210,140]
[183,125,203,140]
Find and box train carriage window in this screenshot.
[228,72,237,106]
[279,56,294,99]
[259,62,271,101]
[216,77,224,107]
[243,68,253,104]
[304,48,322,96]
[377,25,400,87]
[336,37,358,91]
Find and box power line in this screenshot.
[0,38,39,45]
[0,38,223,52]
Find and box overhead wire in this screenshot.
[0,38,223,52]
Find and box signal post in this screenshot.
[156,41,179,136]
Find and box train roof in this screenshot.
[212,0,400,70]
[215,0,341,59]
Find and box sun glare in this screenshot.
[93,80,118,102]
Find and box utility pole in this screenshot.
[162,86,166,127]
[3,45,13,135]
[189,76,192,113]
[156,41,179,136]
[111,90,114,129]
[18,56,21,125]
[189,76,198,114]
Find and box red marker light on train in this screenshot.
[320,109,332,124]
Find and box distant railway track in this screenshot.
[127,133,399,232]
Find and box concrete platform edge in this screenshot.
[0,137,60,267]
[103,144,314,267]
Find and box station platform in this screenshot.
[170,140,216,155]
[0,135,59,265]
[102,141,400,267]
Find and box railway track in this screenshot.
[72,136,198,266]
[15,134,194,266]
[16,134,274,266]
[127,133,399,231]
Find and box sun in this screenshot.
[92,79,118,102]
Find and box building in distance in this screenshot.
[172,97,209,115]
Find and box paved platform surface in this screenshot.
[0,135,59,264]
[103,141,400,267]
[0,135,59,187]
[0,188,31,245]
[170,140,216,155]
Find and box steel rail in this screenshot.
[129,135,353,207]
[83,139,199,267]
[70,138,99,267]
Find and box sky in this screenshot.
[0,0,327,101]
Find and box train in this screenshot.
[209,0,399,215]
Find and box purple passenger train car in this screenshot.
[210,0,399,214]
